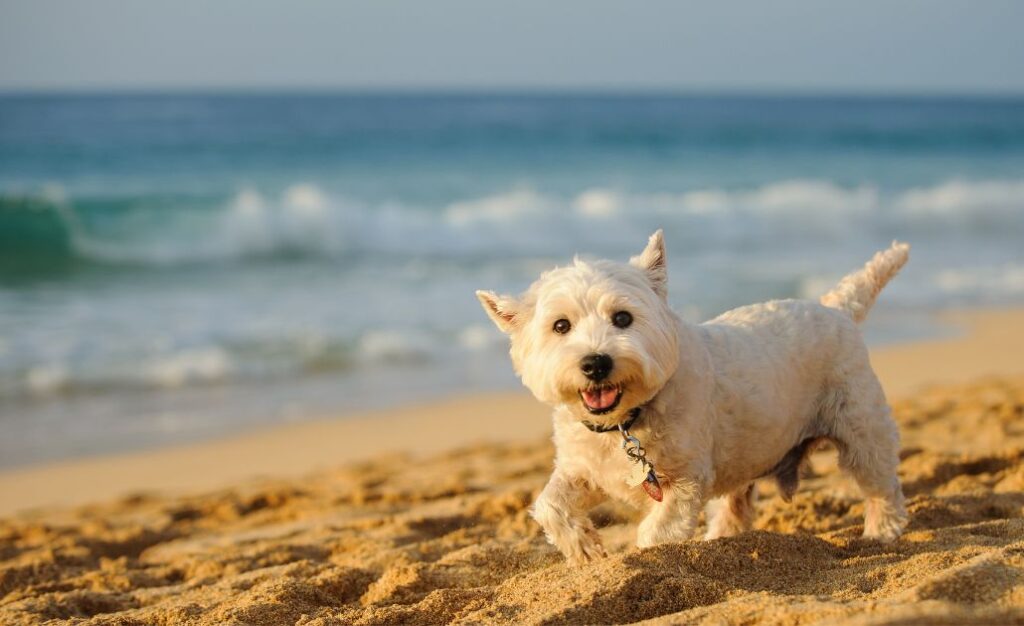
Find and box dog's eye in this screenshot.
[612,311,633,328]
[552,319,571,334]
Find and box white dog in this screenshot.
[477,231,909,563]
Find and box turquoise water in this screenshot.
[2,93,1024,466]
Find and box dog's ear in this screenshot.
[476,290,520,334]
[629,229,667,297]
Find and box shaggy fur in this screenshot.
[477,231,909,563]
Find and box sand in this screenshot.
[2,308,1024,625]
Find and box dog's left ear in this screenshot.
[630,229,667,298]
[476,290,520,334]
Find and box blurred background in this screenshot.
[1,1,1022,467]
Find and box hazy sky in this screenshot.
[2,0,1023,93]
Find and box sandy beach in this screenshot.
[2,307,1024,625]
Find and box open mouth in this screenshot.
[579,384,623,414]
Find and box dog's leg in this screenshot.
[828,378,907,542]
[704,483,756,540]
[636,476,702,548]
[531,470,608,563]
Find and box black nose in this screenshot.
[580,353,614,382]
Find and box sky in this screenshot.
[1,0,1023,94]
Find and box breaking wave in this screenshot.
[3,178,1023,273]
[1,327,462,402]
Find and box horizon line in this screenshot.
[2,84,1024,100]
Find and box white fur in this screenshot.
[478,232,909,563]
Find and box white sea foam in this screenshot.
[143,347,233,389]
[797,274,844,302]
[34,177,1024,269]
[40,182,68,206]
[677,189,731,215]
[933,264,1024,296]
[573,189,621,217]
[282,183,328,214]
[218,184,352,257]
[653,180,875,217]
[895,179,1024,217]
[357,330,431,363]
[26,364,69,395]
[221,188,274,254]
[445,188,554,225]
[152,412,189,434]
[3,326,502,401]
[733,180,878,215]
[457,325,504,351]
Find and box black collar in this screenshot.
[581,406,642,433]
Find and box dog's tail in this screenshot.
[820,241,910,324]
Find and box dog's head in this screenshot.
[477,230,680,426]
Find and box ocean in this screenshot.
[2,92,1023,467]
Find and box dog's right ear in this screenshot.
[629,229,668,298]
[476,290,520,334]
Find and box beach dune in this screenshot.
[2,309,1024,625]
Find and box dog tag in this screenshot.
[625,462,649,487]
[642,470,664,502]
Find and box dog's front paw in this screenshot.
[532,498,607,563]
[581,525,609,559]
[557,524,602,561]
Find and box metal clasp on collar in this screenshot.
[618,423,663,502]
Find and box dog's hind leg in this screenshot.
[826,375,907,542]
[704,483,756,540]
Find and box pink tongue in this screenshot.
[583,388,618,410]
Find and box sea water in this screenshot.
[2,92,1023,466]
